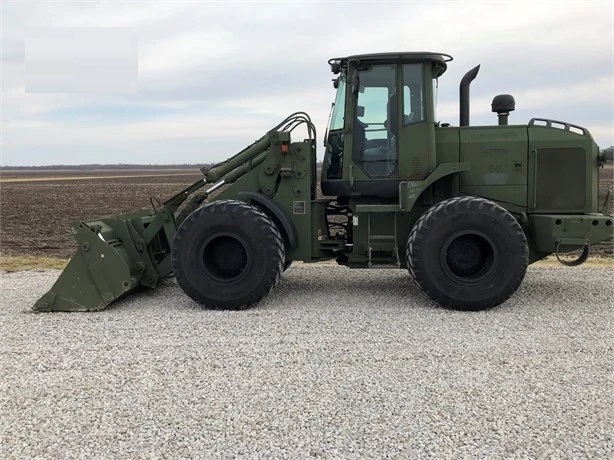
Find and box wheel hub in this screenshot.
[441,231,495,284]
[202,234,249,282]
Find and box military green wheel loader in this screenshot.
[33,52,613,313]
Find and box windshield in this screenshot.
[329,74,346,131]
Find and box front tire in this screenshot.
[172,200,285,310]
[407,196,528,311]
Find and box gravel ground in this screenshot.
[1,265,613,459]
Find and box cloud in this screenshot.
[2,0,613,165]
[139,29,240,78]
[437,76,613,119]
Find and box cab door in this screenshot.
[352,64,398,179]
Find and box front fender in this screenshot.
[237,191,299,251]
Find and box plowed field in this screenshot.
[1,171,203,258]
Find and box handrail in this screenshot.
[528,118,589,137]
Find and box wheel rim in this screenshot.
[440,230,496,285]
[201,233,251,283]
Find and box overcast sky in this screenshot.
[2,1,613,166]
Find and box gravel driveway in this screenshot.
[1,265,613,459]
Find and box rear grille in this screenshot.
[535,147,585,210]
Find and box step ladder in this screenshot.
[367,213,401,268]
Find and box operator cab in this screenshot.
[322,52,451,198]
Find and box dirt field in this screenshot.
[1,171,204,258]
[1,166,612,259]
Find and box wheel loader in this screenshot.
[33,52,613,313]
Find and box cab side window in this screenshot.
[402,64,425,125]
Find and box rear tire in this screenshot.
[407,196,528,311]
[172,200,285,310]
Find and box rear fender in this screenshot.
[399,162,471,211]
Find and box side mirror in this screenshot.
[356,105,365,117]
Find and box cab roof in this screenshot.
[329,52,452,77]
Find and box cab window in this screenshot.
[402,64,425,125]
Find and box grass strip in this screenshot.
[0,256,69,272]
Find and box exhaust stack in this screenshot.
[459,65,480,126]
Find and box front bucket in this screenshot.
[33,209,176,312]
